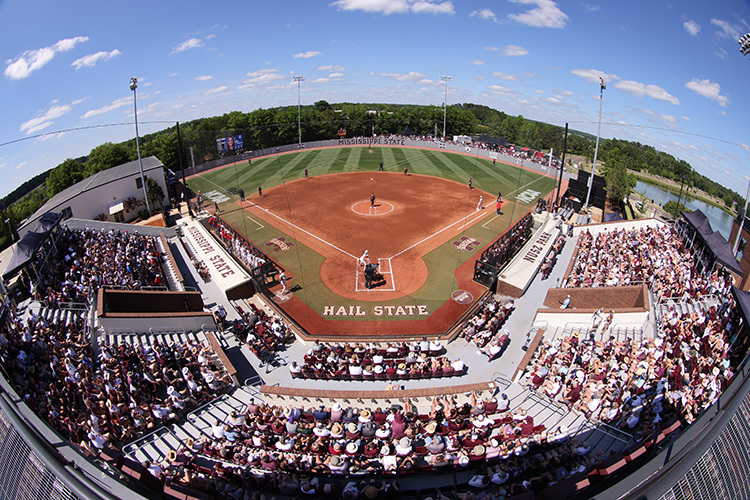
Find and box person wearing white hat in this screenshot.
[358,250,369,267]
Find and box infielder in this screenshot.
[358,250,369,267]
[476,196,483,210]
[370,193,376,207]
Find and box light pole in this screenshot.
[129,77,151,215]
[440,75,452,140]
[732,33,750,255]
[740,33,750,57]
[584,76,606,209]
[292,76,305,145]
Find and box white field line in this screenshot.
[254,206,357,259]
[482,215,499,229]
[246,216,264,230]
[390,209,491,259]
[457,211,489,231]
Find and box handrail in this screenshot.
[148,326,186,335]
[0,393,120,500]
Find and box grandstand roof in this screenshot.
[20,156,163,235]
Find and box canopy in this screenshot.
[682,209,713,236]
[477,134,511,147]
[732,286,750,326]
[2,230,48,280]
[703,230,743,277]
[33,212,62,232]
[604,212,624,222]
[401,126,416,136]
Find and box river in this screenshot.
[634,181,735,239]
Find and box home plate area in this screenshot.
[356,258,395,292]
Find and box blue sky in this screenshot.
[1,0,749,199]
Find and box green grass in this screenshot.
[190,147,557,320]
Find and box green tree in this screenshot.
[603,149,631,206]
[46,159,84,197]
[146,177,165,210]
[663,200,689,217]
[85,142,133,177]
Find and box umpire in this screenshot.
[364,263,378,289]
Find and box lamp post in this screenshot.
[292,76,305,145]
[584,76,606,209]
[740,33,750,57]
[733,33,750,255]
[129,77,151,215]
[439,75,452,140]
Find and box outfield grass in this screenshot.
[188,146,554,202]
[189,147,556,320]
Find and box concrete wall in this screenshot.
[543,284,648,312]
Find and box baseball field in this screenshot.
[187,146,557,339]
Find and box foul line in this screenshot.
[457,211,488,231]
[390,209,490,259]
[246,216,264,230]
[253,205,357,259]
[482,215,499,229]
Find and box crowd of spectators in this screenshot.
[539,235,565,281]
[479,214,534,270]
[147,392,623,499]
[291,340,466,380]
[525,291,743,442]
[29,227,167,308]
[565,225,732,300]
[234,302,293,360]
[458,297,515,361]
[207,215,268,271]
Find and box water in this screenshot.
[634,181,735,239]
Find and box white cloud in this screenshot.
[683,20,700,35]
[169,72,181,77]
[613,80,680,105]
[681,116,690,121]
[71,49,121,69]
[82,96,131,119]
[580,2,599,12]
[507,0,568,28]
[715,48,728,59]
[205,34,216,40]
[317,65,345,72]
[473,75,486,80]
[411,1,454,14]
[710,18,742,40]
[502,45,529,56]
[469,9,498,22]
[331,0,454,15]
[370,71,429,82]
[20,104,73,134]
[556,89,574,96]
[483,45,500,51]
[492,72,521,81]
[293,51,321,59]
[534,89,544,94]
[194,75,213,81]
[4,36,88,80]
[469,60,485,65]
[203,86,228,95]
[15,161,27,171]
[171,38,203,54]
[685,78,729,107]
[239,68,286,89]
[329,72,345,78]
[571,68,620,84]
[488,84,513,92]
[522,72,538,77]
[171,104,184,110]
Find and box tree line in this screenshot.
[0,101,742,249]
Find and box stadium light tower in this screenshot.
[740,33,750,57]
[293,76,305,145]
[440,75,452,140]
[732,33,750,256]
[584,76,606,209]
[129,77,151,215]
